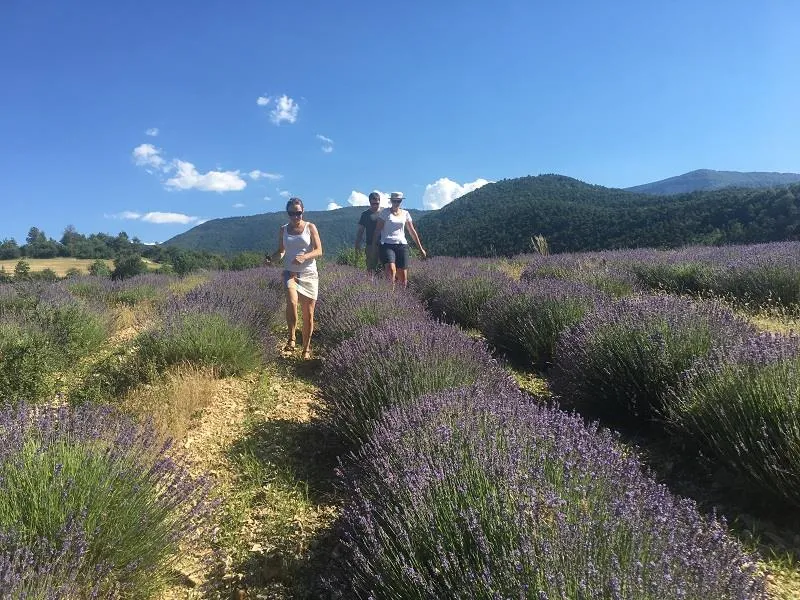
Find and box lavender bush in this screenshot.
[408,258,512,328]
[329,385,766,599]
[318,320,513,446]
[520,252,638,297]
[667,332,800,507]
[0,402,216,598]
[481,278,605,369]
[315,269,427,345]
[551,295,755,427]
[0,282,110,404]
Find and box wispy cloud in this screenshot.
[132,144,166,170]
[317,133,334,153]
[132,143,247,192]
[278,189,291,199]
[233,202,245,208]
[270,95,299,125]
[248,169,282,181]
[256,96,270,106]
[422,177,492,210]
[145,127,159,137]
[142,211,200,224]
[165,160,247,192]
[106,210,200,225]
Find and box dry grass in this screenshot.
[495,258,527,280]
[121,364,222,442]
[0,257,158,276]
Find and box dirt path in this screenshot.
[160,350,340,600]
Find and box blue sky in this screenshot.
[1,0,798,245]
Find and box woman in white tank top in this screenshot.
[270,197,323,359]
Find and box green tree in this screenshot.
[112,254,147,280]
[230,251,264,271]
[88,259,111,277]
[0,238,21,259]
[14,260,31,280]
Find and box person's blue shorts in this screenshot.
[380,243,409,269]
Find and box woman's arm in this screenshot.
[270,226,286,263]
[294,223,323,264]
[406,220,427,258]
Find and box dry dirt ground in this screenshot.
[159,347,340,600]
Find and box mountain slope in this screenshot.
[626,169,800,195]
[163,206,425,256]
[415,175,800,256]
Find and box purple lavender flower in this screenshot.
[318,319,514,446]
[329,385,767,599]
[0,402,217,597]
[550,294,755,427]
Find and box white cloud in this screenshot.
[248,169,282,181]
[256,96,270,106]
[278,189,291,199]
[346,190,390,207]
[141,211,200,225]
[316,134,334,153]
[106,210,200,225]
[269,95,299,125]
[263,195,272,201]
[327,202,342,210]
[105,211,142,220]
[422,177,491,210]
[233,202,245,208]
[165,159,247,192]
[132,144,166,170]
[145,127,159,137]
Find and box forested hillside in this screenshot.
[416,175,800,256]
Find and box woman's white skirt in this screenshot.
[283,269,319,300]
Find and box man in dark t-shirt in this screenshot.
[354,191,382,273]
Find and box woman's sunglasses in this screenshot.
[287,210,303,217]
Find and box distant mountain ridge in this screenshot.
[163,169,800,257]
[625,169,800,195]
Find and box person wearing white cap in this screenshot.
[371,191,427,287]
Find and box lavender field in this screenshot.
[2,241,800,598]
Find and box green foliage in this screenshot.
[0,322,57,402]
[64,267,82,279]
[112,254,148,280]
[88,259,111,277]
[0,238,21,259]
[629,262,717,295]
[416,176,800,257]
[667,348,800,507]
[335,247,366,269]
[229,251,265,271]
[139,313,263,377]
[69,345,159,404]
[14,260,31,280]
[0,405,215,598]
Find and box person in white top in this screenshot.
[371,191,426,288]
[270,197,323,360]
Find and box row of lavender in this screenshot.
[409,254,800,511]
[517,240,800,309]
[0,269,285,597]
[312,265,766,598]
